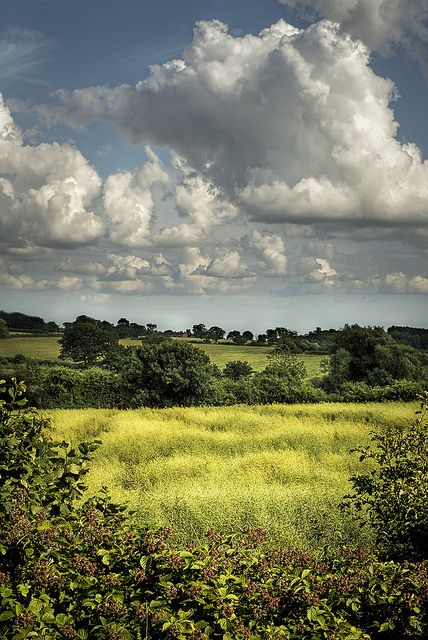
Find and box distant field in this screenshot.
[0,335,323,377]
[46,401,416,552]
[0,335,62,359]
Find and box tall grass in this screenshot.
[46,402,416,553]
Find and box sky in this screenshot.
[0,0,427,333]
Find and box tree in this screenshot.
[146,322,157,334]
[124,339,216,407]
[242,330,254,342]
[192,323,207,338]
[117,317,130,326]
[327,325,424,386]
[208,326,225,342]
[227,330,241,341]
[59,317,118,365]
[223,360,254,380]
[0,318,8,338]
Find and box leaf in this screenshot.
[68,464,81,475]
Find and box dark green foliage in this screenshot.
[325,325,424,388]
[0,319,8,339]
[251,353,327,404]
[1,381,428,639]
[388,326,428,351]
[35,367,123,409]
[124,339,216,407]
[59,318,119,365]
[0,311,59,333]
[213,377,259,405]
[343,395,428,562]
[207,326,225,342]
[223,360,254,380]
[192,324,207,338]
[339,380,425,402]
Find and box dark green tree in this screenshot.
[59,317,118,365]
[227,330,241,341]
[124,338,216,407]
[192,323,206,338]
[208,326,225,342]
[326,325,424,386]
[223,360,254,380]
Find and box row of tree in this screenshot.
[1,319,409,408]
[2,310,428,353]
[0,310,59,333]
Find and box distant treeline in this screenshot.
[0,310,60,333]
[2,310,428,353]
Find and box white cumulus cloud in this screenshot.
[0,94,104,249]
[45,19,428,234]
[247,230,288,275]
[104,146,169,247]
[279,0,428,62]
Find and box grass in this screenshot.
[0,336,62,359]
[1,335,323,377]
[46,401,417,552]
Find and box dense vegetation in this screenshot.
[0,311,59,334]
[0,328,426,410]
[1,380,427,639]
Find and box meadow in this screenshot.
[0,334,323,375]
[46,401,417,553]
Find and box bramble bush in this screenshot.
[1,379,428,639]
[342,393,428,562]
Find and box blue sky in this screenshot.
[0,0,427,332]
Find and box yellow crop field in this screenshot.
[46,401,416,553]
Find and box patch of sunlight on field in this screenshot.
[1,334,323,377]
[46,402,417,552]
[0,335,61,359]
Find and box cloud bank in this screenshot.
[0,95,104,249]
[45,19,428,234]
[279,0,428,63]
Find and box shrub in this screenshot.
[223,360,254,380]
[35,366,122,408]
[124,339,216,407]
[342,394,428,562]
[340,380,424,403]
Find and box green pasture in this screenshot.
[0,335,323,376]
[0,335,62,359]
[46,402,416,552]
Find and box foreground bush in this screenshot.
[343,393,428,562]
[1,380,427,639]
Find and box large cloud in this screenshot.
[104,147,169,247]
[278,0,428,60]
[0,95,104,249]
[46,19,428,232]
[154,156,237,247]
[246,230,288,275]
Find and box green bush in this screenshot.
[34,367,122,408]
[124,339,216,407]
[340,380,424,403]
[1,380,427,639]
[223,360,254,380]
[343,394,428,562]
